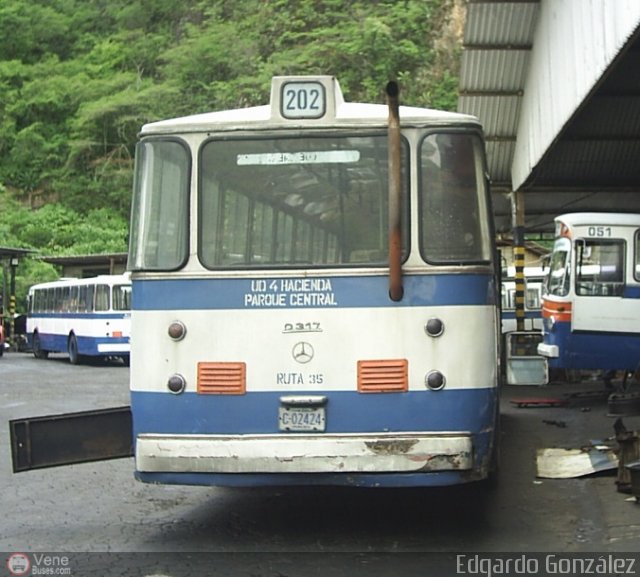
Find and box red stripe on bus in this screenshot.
[541,299,572,323]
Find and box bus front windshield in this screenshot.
[545,237,571,296]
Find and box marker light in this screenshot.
[168,321,187,341]
[425,370,446,391]
[425,318,444,337]
[167,374,186,394]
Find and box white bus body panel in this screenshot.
[572,295,640,333]
[130,305,498,394]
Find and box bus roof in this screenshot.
[28,273,131,292]
[556,212,640,228]
[140,75,481,136]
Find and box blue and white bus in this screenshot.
[538,213,640,381]
[501,266,544,334]
[27,274,131,365]
[127,75,500,487]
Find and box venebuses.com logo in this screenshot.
[6,553,72,576]
[6,553,30,576]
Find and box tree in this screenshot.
[0,0,461,296]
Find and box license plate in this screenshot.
[278,406,325,432]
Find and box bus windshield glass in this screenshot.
[546,237,571,296]
[198,134,409,268]
[420,133,491,263]
[128,140,190,271]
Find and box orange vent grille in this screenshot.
[357,359,408,393]
[197,362,246,395]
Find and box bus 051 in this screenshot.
[538,212,640,388]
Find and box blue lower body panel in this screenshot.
[30,332,129,357]
[545,322,640,371]
[133,468,491,488]
[131,388,499,487]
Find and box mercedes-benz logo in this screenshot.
[292,342,314,364]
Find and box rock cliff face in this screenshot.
[435,0,466,76]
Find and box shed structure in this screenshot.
[458,0,640,234]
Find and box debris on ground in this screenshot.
[510,397,569,408]
[542,419,567,428]
[536,445,618,479]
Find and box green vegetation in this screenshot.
[0,0,462,311]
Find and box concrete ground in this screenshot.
[500,373,640,552]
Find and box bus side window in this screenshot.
[55,287,65,311]
[113,285,131,311]
[68,286,79,313]
[95,285,110,311]
[525,285,541,309]
[79,286,88,312]
[576,240,624,296]
[501,284,508,309]
[87,285,95,312]
[78,285,95,312]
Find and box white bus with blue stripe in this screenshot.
[27,274,131,365]
[538,213,640,382]
[128,75,501,487]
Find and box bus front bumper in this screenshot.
[537,342,559,358]
[135,432,473,474]
[97,343,130,354]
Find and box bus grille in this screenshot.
[357,359,408,393]
[197,362,246,394]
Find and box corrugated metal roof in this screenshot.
[458,0,540,204]
[459,94,521,136]
[463,1,539,46]
[460,50,530,92]
[458,0,640,234]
